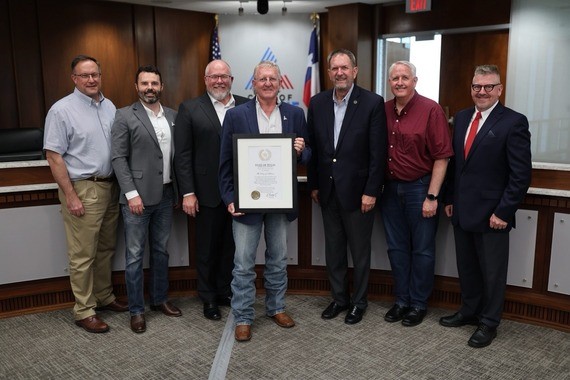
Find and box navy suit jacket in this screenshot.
[218,99,311,225]
[111,101,178,205]
[444,102,532,232]
[307,85,387,211]
[173,93,248,207]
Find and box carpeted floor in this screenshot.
[0,295,568,379]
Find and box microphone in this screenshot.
[257,0,269,14]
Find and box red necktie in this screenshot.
[464,111,482,158]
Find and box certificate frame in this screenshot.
[233,133,297,213]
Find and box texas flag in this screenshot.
[303,27,320,107]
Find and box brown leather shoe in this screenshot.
[235,325,252,342]
[96,299,129,312]
[271,312,295,328]
[130,314,146,334]
[150,301,182,317]
[75,315,109,333]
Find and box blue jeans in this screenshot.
[381,176,438,310]
[122,185,173,315]
[231,214,289,325]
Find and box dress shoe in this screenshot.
[439,312,479,327]
[401,307,427,327]
[235,325,252,342]
[321,302,349,319]
[130,314,146,334]
[468,323,497,348]
[216,296,232,307]
[384,304,410,323]
[203,303,221,320]
[150,301,182,317]
[345,306,365,325]
[96,299,129,312]
[75,315,109,333]
[271,312,295,328]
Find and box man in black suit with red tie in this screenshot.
[174,60,248,321]
[307,49,387,325]
[441,64,532,348]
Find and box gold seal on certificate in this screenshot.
[258,149,271,161]
[233,133,298,213]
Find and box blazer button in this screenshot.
[332,158,337,163]
[159,171,163,175]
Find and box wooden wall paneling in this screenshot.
[154,8,213,109]
[9,0,45,129]
[439,30,509,118]
[133,5,156,69]
[325,4,374,91]
[37,0,138,111]
[318,13,329,91]
[326,5,359,59]
[531,169,570,191]
[0,0,19,130]
[381,0,511,35]
[356,4,374,91]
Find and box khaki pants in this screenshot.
[59,180,119,320]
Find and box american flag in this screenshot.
[209,24,221,61]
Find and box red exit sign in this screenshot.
[406,0,431,13]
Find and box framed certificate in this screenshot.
[233,133,297,213]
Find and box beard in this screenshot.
[139,89,161,104]
[208,87,230,102]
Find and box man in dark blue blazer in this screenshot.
[174,60,248,321]
[441,65,532,348]
[307,49,387,325]
[218,61,311,342]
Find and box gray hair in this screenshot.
[327,49,357,67]
[205,59,232,76]
[253,60,281,79]
[474,64,501,79]
[388,61,417,77]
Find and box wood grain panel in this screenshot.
[531,169,570,191]
[381,0,511,35]
[154,7,213,109]
[10,0,45,129]
[37,0,137,110]
[0,166,54,187]
[0,0,19,130]
[440,30,509,119]
[133,5,156,68]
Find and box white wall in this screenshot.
[219,13,314,113]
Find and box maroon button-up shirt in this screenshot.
[385,92,453,181]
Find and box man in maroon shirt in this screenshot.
[381,61,453,327]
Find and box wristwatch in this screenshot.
[426,193,438,201]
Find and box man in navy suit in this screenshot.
[174,60,248,321]
[307,49,387,325]
[218,61,311,342]
[440,65,532,348]
[112,65,182,333]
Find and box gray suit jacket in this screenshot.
[111,101,178,206]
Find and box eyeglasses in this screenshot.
[255,77,279,83]
[471,83,501,92]
[205,74,232,81]
[73,73,101,80]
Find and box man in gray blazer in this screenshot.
[174,60,248,321]
[112,65,182,334]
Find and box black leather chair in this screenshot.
[0,128,44,162]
